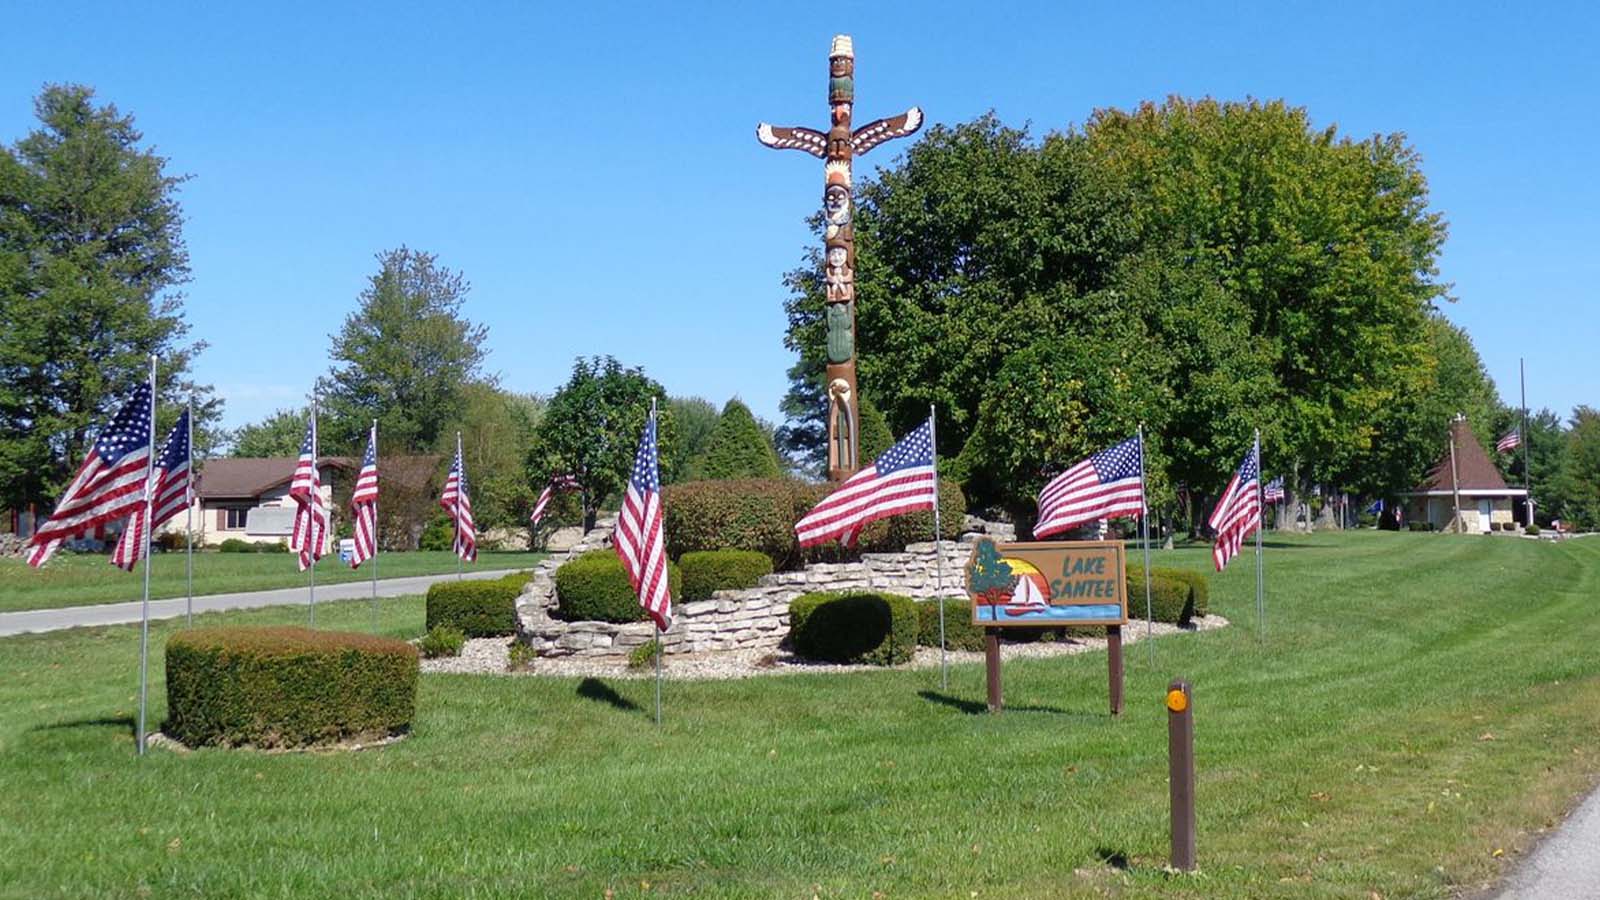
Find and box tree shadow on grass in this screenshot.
[917,690,1072,716]
[576,678,641,713]
[31,715,136,738]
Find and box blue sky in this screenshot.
[4,1,1595,431]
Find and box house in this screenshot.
[1400,417,1527,533]
[161,455,443,547]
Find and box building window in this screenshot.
[225,507,250,530]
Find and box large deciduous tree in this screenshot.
[0,84,220,510]
[527,357,673,531]
[320,247,489,455]
[229,407,309,458]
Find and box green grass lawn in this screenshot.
[0,550,547,613]
[2,532,1598,898]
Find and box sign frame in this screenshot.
[965,539,1128,628]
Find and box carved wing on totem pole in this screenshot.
[851,107,923,156]
[756,123,829,158]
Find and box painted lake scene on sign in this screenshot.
[965,538,1129,627]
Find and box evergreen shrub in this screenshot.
[164,626,417,748]
[678,550,773,601]
[424,572,528,637]
[553,549,681,624]
[788,591,918,665]
[914,597,986,651]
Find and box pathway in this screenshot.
[1491,785,1600,899]
[0,569,522,637]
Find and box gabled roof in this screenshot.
[197,455,443,500]
[1407,419,1520,495]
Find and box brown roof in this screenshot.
[197,455,441,500]
[1410,419,1513,493]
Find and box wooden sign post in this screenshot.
[1167,679,1197,871]
[964,538,1129,715]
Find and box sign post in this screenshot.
[1167,679,1197,872]
[964,538,1128,714]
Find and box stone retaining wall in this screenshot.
[515,517,1015,659]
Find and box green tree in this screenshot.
[527,357,673,531]
[0,84,221,509]
[700,399,782,480]
[320,247,489,454]
[1551,407,1600,530]
[856,394,894,464]
[229,407,308,457]
[662,396,718,483]
[452,385,543,533]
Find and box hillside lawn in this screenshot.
[2,532,1598,898]
[0,550,547,613]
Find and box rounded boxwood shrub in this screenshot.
[553,549,682,624]
[1128,565,1210,617]
[1525,524,1541,536]
[679,549,774,601]
[914,597,987,651]
[164,626,417,748]
[424,572,528,637]
[788,591,918,665]
[218,538,256,553]
[1125,574,1194,625]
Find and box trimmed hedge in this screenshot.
[553,549,682,624]
[679,549,773,602]
[788,591,918,665]
[914,597,987,651]
[424,572,529,637]
[164,626,417,748]
[1128,565,1210,617]
[1125,574,1194,625]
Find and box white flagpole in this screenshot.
[370,419,380,634]
[136,354,157,756]
[651,399,663,727]
[455,431,464,580]
[185,398,194,628]
[1254,430,1265,640]
[308,396,317,627]
[930,404,947,691]
[1139,424,1154,665]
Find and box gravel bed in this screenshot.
[419,615,1229,681]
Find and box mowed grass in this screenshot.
[0,550,546,612]
[2,533,1599,898]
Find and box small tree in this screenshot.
[528,357,674,531]
[662,396,718,483]
[701,399,782,480]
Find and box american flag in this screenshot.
[794,418,938,548]
[27,383,155,568]
[529,473,582,527]
[439,442,476,562]
[1263,476,1285,503]
[1496,429,1522,453]
[349,424,379,568]
[615,414,671,630]
[111,408,191,571]
[1208,443,1262,572]
[288,415,328,571]
[1033,434,1145,540]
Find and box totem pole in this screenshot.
[758,34,922,481]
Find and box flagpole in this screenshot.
[1139,424,1154,665]
[1254,430,1265,641]
[185,397,194,628]
[455,430,464,580]
[651,398,663,727]
[136,354,157,756]
[371,419,380,634]
[1521,358,1532,527]
[308,395,317,627]
[930,404,947,691]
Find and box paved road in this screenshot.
[1491,785,1600,899]
[0,569,523,637]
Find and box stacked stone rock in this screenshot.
[515,514,1018,660]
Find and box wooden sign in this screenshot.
[965,538,1128,627]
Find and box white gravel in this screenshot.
[419,615,1229,681]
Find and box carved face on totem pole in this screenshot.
[824,184,851,239]
[825,245,854,303]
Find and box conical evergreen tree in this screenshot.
[701,399,782,480]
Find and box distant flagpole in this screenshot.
[929,403,947,691]
[1254,430,1265,640]
[455,431,464,581]
[308,395,318,626]
[136,354,157,757]
[185,397,194,628]
[1138,423,1153,664]
[1521,358,1532,526]
[371,419,380,633]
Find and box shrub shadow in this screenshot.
[31,715,136,737]
[917,690,1070,716]
[576,677,641,713]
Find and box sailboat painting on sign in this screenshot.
[965,538,1129,627]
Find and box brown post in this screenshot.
[1106,625,1124,716]
[1167,679,1196,871]
[757,35,923,480]
[984,627,1002,712]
